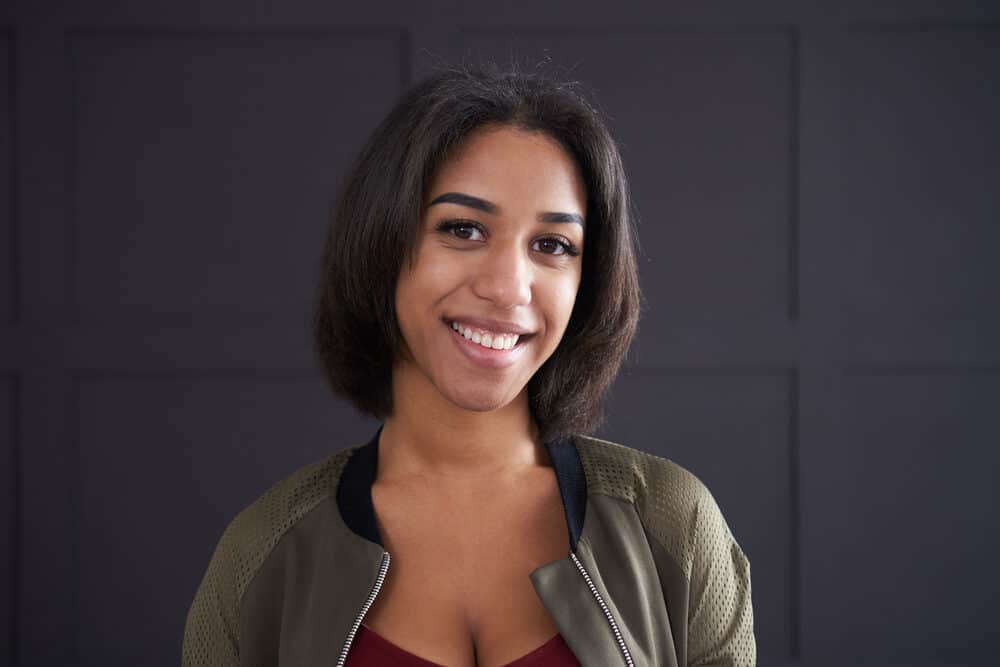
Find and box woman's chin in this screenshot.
[440,381,520,414]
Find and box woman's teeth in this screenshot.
[450,321,520,350]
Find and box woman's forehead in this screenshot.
[424,126,587,217]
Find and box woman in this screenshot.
[183,63,755,667]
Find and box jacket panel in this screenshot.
[646,533,691,664]
[528,555,626,666]
[572,494,677,666]
[574,435,756,667]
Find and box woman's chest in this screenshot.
[361,471,571,666]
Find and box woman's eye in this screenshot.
[533,237,580,257]
[438,220,485,241]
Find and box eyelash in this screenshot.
[435,220,581,257]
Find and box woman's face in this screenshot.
[393,125,587,414]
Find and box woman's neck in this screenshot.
[378,364,549,483]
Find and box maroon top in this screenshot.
[344,624,582,666]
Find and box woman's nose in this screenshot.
[470,244,532,309]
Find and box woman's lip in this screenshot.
[444,317,534,336]
[446,320,527,369]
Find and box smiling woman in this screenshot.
[183,63,756,667]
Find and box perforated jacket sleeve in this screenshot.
[686,489,756,667]
[182,524,241,667]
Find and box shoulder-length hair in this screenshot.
[313,62,641,442]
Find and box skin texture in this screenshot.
[367,125,589,666]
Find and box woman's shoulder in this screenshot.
[573,433,711,509]
[200,446,358,592]
[573,434,737,575]
[220,446,355,549]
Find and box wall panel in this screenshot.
[0,375,16,666]
[1,33,14,325]
[806,371,1000,661]
[69,31,405,323]
[841,27,1000,321]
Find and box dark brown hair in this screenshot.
[313,62,641,442]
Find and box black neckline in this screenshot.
[335,427,587,551]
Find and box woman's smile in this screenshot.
[444,318,534,369]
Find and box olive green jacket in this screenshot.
[182,432,756,666]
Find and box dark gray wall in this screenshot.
[2,1,998,665]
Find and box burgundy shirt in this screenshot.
[344,624,581,666]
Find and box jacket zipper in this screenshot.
[336,550,391,667]
[570,551,634,666]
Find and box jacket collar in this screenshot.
[336,427,588,551]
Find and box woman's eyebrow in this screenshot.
[427,191,585,227]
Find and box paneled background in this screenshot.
[2,1,998,666]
